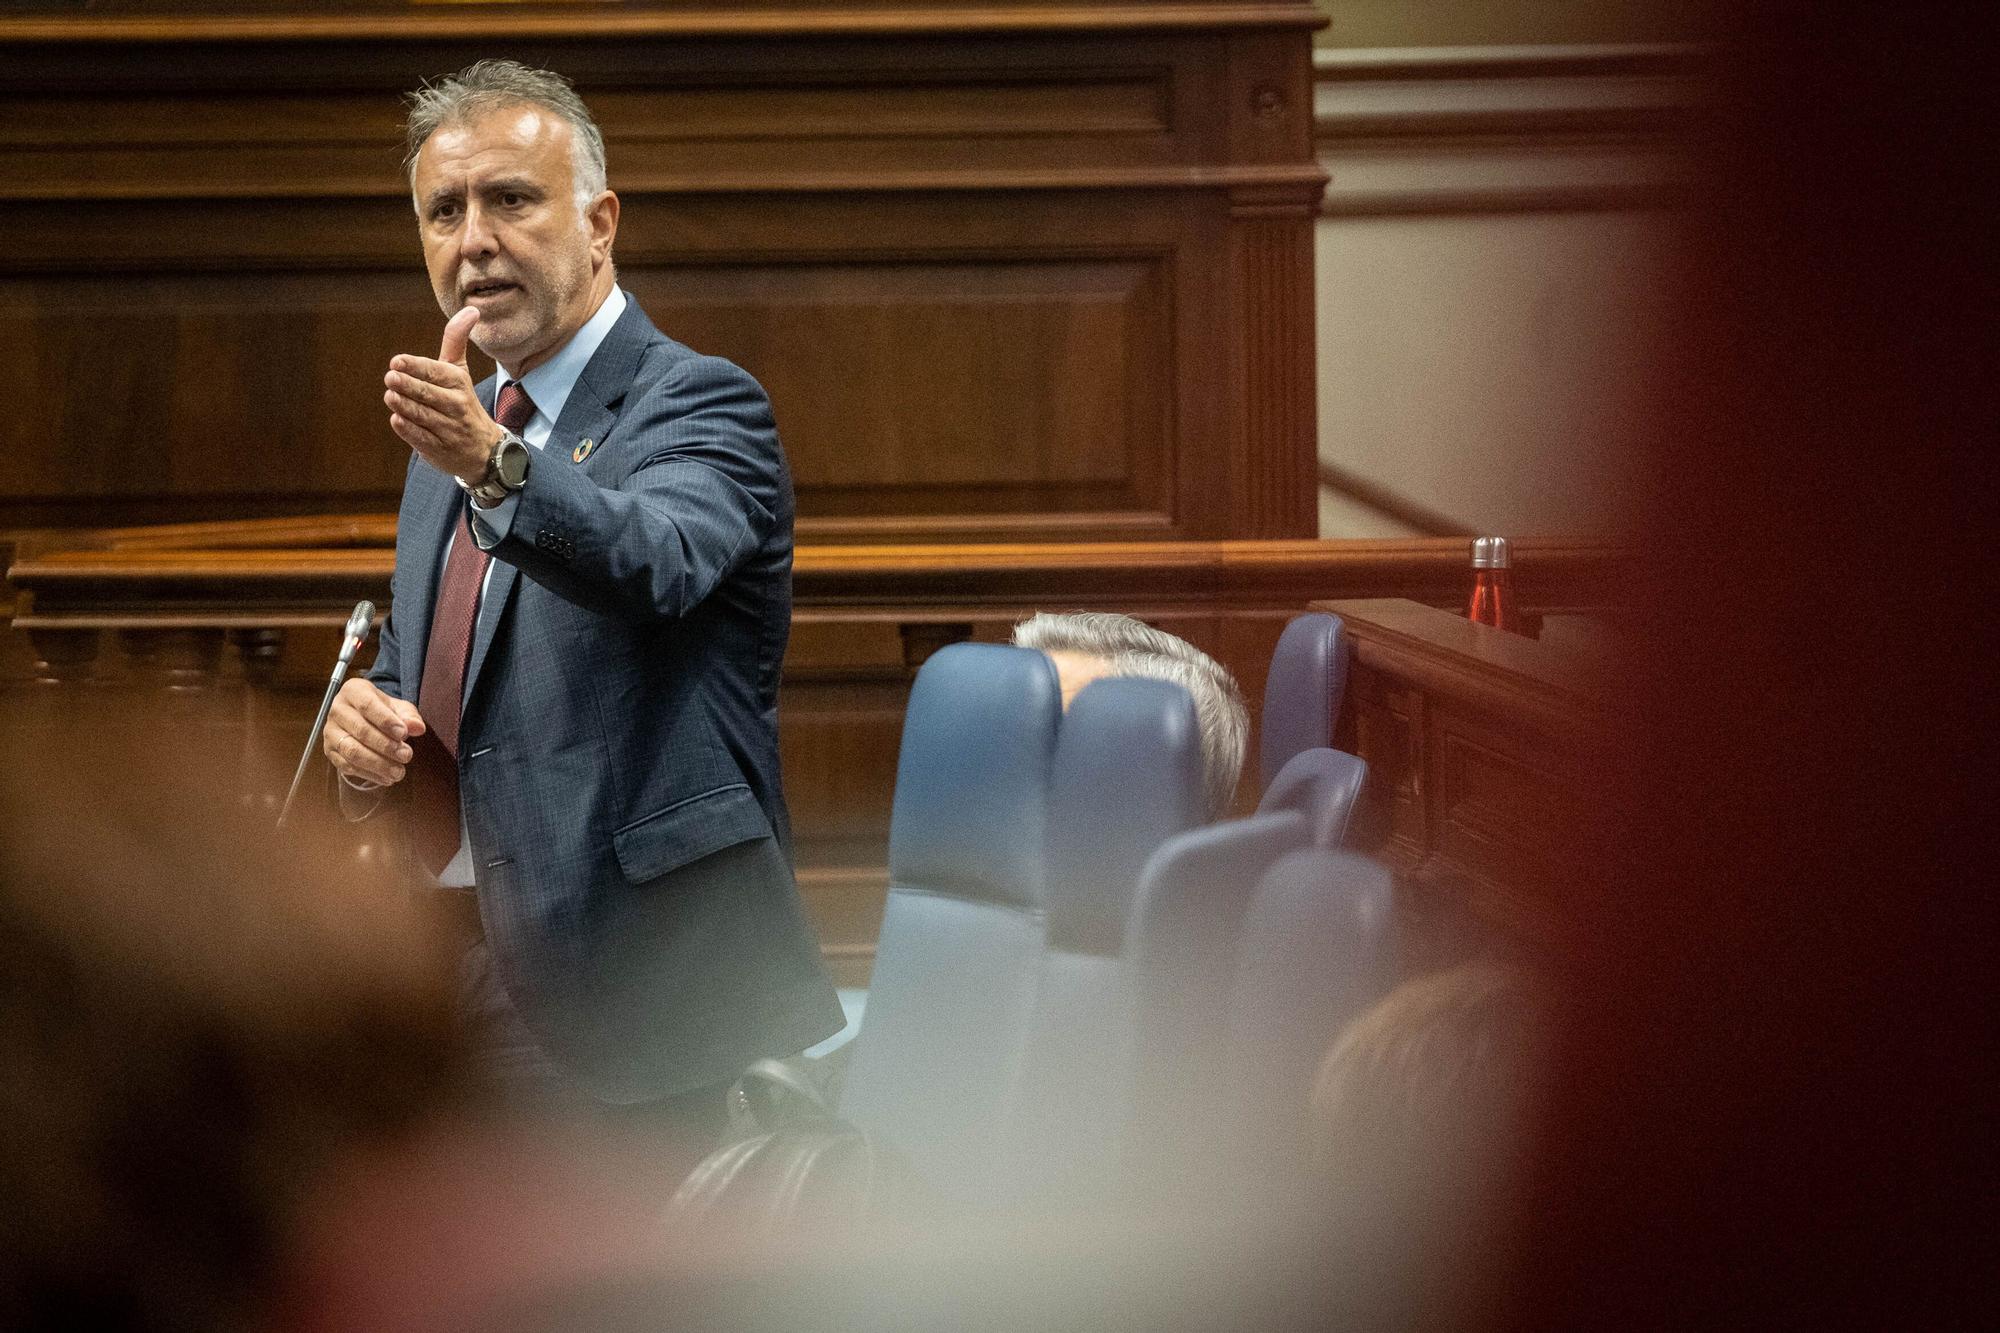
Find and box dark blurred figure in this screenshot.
[0,715,471,1330]
[1494,6,1997,1330]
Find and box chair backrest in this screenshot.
[1256,746,1369,848]
[1221,848,1398,1201]
[837,643,1063,1200]
[1045,678,1208,959]
[1120,808,1313,1197]
[1002,677,1207,1208]
[1259,612,1349,791]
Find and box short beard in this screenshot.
[436,232,594,370]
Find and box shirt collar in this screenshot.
[503,284,627,427]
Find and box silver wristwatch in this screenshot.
[464,430,531,506]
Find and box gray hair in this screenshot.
[403,60,609,208]
[1012,611,1249,819]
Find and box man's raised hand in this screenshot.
[385,306,498,483]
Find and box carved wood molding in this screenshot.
[0,5,1328,45]
[0,165,1335,207]
[1315,44,1707,142]
[1314,43,1707,217]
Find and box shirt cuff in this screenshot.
[469,491,521,549]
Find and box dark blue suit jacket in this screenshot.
[370,296,840,1101]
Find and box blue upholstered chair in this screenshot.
[836,642,1065,1203]
[1220,848,1397,1196]
[1258,612,1349,790]
[1257,746,1369,849]
[1255,612,1368,846]
[1120,808,1314,1192]
[1001,677,1207,1208]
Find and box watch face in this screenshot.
[497,437,531,488]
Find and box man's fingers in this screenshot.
[389,412,443,455]
[439,305,480,367]
[389,356,468,390]
[324,714,407,785]
[387,698,427,737]
[329,695,414,766]
[384,370,438,408]
[356,685,414,745]
[386,388,449,434]
[326,682,414,784]
[329,730,405,786]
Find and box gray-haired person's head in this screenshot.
[1012,611,1249,818]
[403,59,608,209]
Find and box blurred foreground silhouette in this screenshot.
[0,712,473,1329]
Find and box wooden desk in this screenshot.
[1318,598,1622,949]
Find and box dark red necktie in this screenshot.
[409,381,534,877]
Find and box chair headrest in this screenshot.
[1046,677,1206,955]
[1259,612,1348,790]
[888,642,1063,910]
[1126,809,1311,969]
[1256,747,1369,848]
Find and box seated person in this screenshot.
[1011,611,1248,819]
[1306,963,1549,1327]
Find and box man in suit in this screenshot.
[323,60,841,1132]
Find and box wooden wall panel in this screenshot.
[0,5,1326,539]
[0,246,1182,532]
[631,257,1169,523]
[0,269,435,527]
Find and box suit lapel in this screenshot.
[542,298,649,497]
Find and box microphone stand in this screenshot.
[277,600,375,830]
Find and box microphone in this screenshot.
[336,599,375,668]
[276,600,376,830]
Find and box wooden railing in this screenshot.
[6,519,1622,666]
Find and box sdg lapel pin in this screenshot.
[572,438,597,464]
